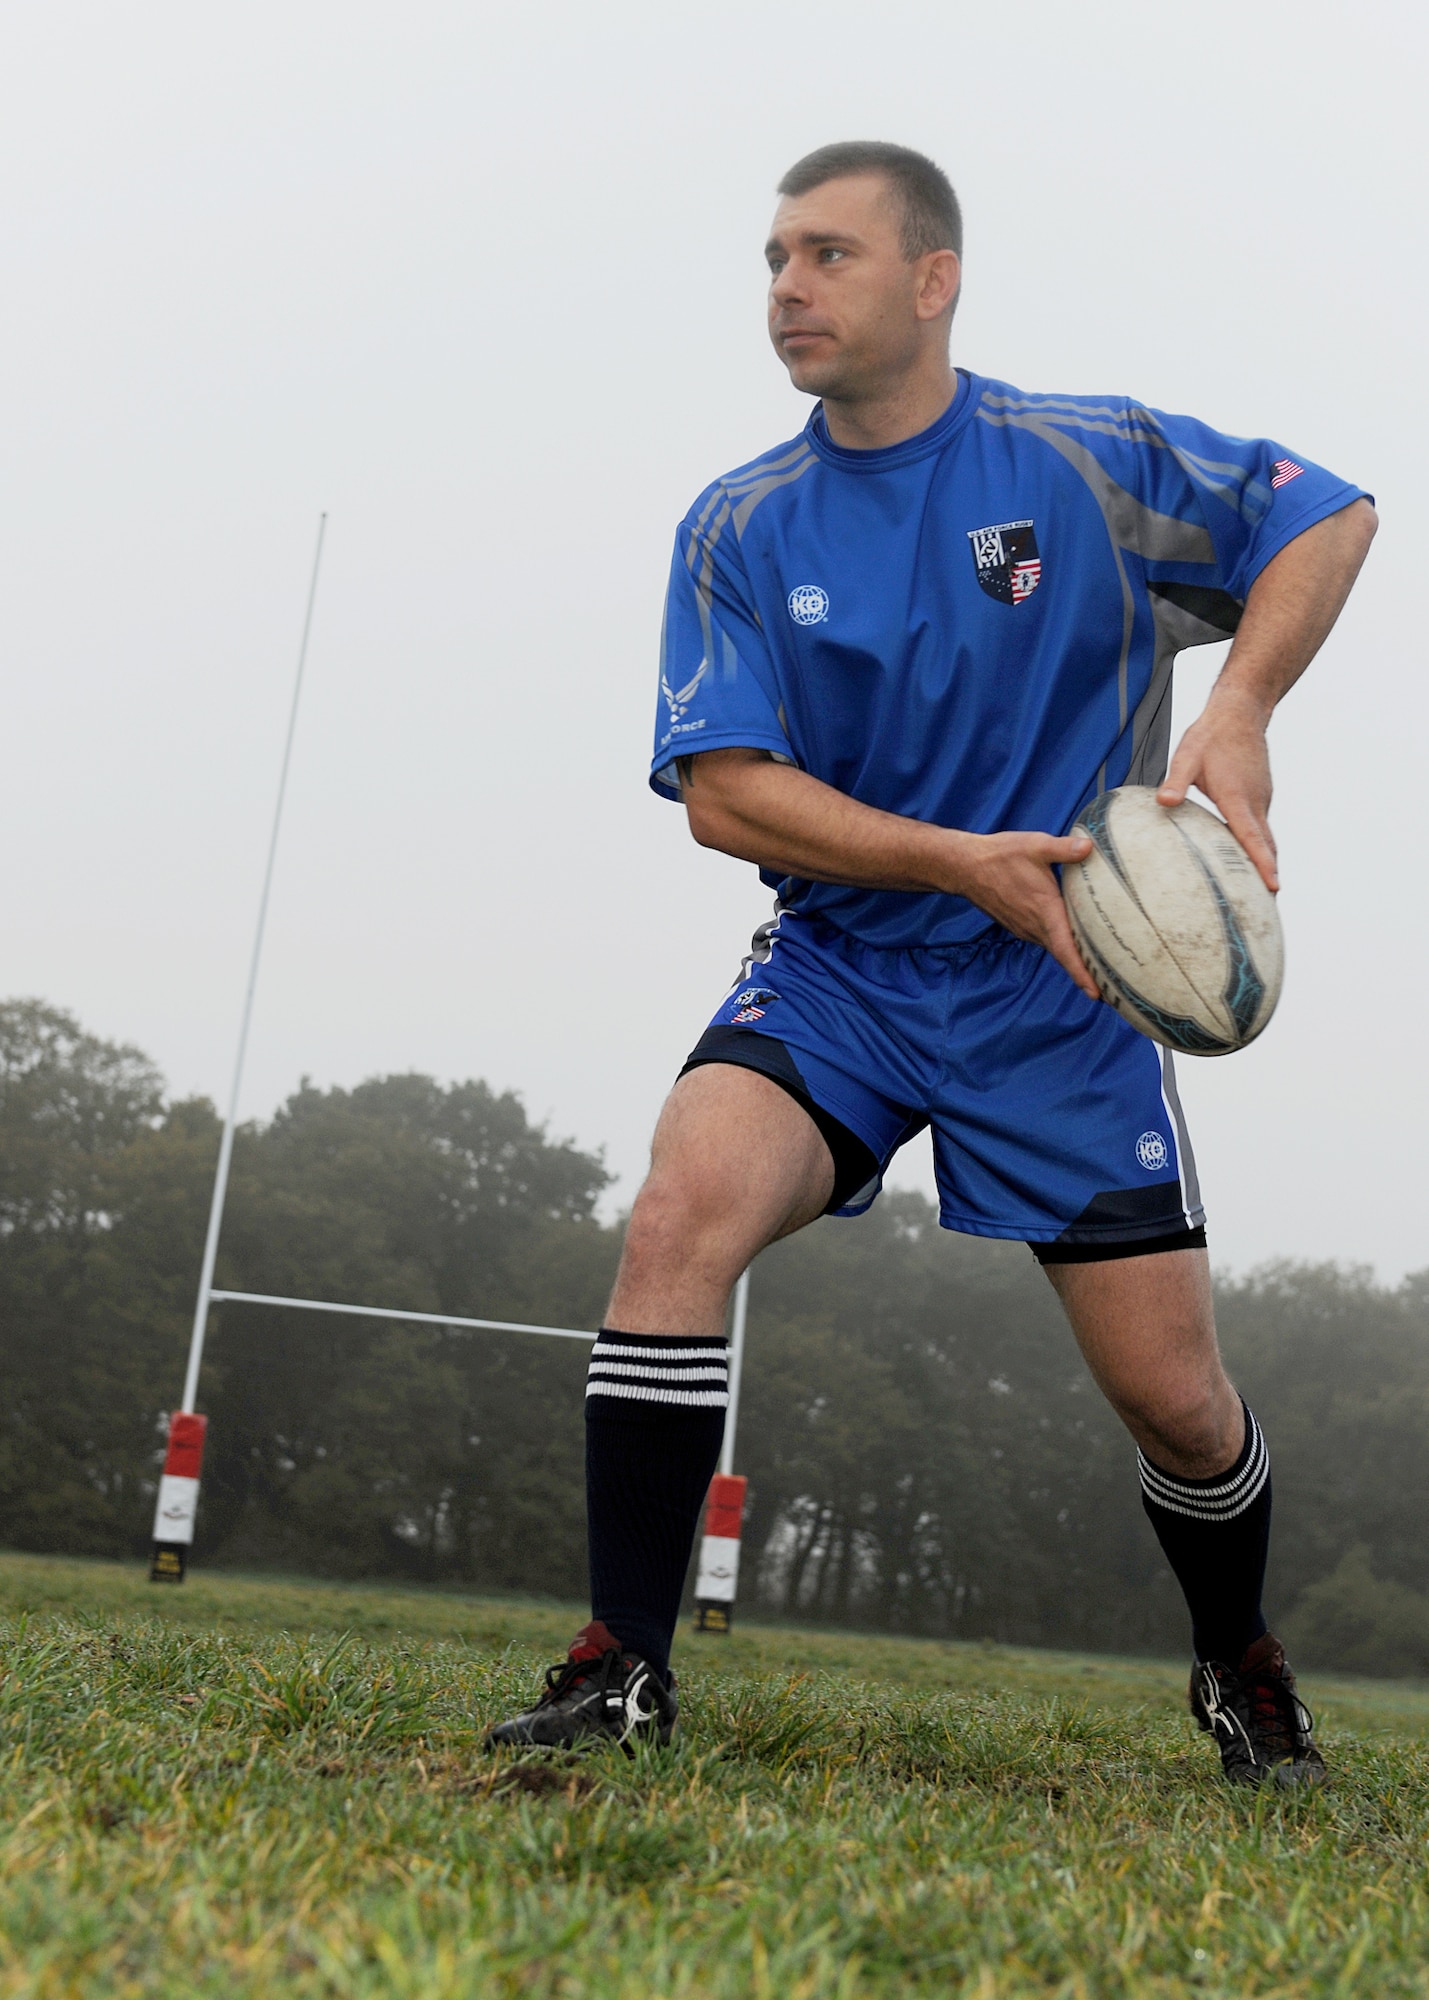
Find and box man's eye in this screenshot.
[819,247,845,263]
[767,258,786,276]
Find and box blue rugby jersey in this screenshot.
[651,372,1367,949]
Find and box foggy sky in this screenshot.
[2,1,1420,1279]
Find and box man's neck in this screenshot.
[819,360,960,452]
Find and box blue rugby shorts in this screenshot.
[680,907,1205,1251]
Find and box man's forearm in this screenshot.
[1158,496,1376,889]
[680,750,966,892]
[677,748,1100,995]
[1206,497,1377,724]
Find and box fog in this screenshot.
[2,1,1419,1276]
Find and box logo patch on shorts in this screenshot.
[967,519,1042,604]
[1135,1130,1170,1172]
[729,986,778,1025]
[787,584,829,626]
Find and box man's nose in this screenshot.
[770,258,808,307]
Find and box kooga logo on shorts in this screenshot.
[787,584,829,626]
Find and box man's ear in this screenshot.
[915,249,961,322]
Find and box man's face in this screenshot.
[765,173,951,401]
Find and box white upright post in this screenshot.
[150,515,328,1581]
[720,1266,750,1479]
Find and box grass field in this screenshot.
[2,1555,1429,1996]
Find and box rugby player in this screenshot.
[489,142,1376,1784]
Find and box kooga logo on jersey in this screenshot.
[787,584,829,626]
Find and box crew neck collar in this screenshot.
[807,369,978,471]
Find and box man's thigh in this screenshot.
[648,1062,836,1233]
[608,1065,835,1336]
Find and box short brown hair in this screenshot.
[778,141,962,262]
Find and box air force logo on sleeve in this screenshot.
[661,658,708,731]
[967,520,1042,604]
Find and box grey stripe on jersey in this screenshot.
[977,400,1215,741]
[1128,585,1245,791]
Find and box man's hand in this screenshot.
[1157,497,1377,893]
[1158,686,1278,890]
[952,830,1098,997]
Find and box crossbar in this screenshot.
[208,1290,598,1342]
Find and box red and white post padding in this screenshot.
[693,1472,747,1633]
[149,1412,208,1582]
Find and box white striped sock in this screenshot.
[586,1329,730,1411]
[1137,1408,1269,1522]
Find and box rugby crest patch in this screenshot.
[729,986,778,1025]
[967,519,1042,605]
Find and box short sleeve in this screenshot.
[650,507,795,800]
[1139,406,1371,601]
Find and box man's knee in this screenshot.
[623,1173,705,1254]
[1119,1375,1244,1474]
[618,1171,738,1284]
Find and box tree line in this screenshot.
[2,995,1426,1676]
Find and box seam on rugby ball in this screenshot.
[1074,791,1230,1036]
[1165,819,1266,1042]
[1070,921,1235,1055]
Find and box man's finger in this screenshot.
[1043,903,1101,1001]
[1043,833,1093,864]
[1156,737,1201,808]
[1219,805,1280,893]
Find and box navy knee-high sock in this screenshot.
[1138,1400,1272,1666]
[584,1328,728,1683]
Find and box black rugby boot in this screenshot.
[485,1620,678,1754]
[1190,1631,1326,1788]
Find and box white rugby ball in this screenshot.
[1061,786,1283,1056]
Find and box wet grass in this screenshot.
[0,1549,1427,1995]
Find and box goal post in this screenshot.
[147,512,757,1620]
[150,518,326,1581]
[150,1269,754,1603]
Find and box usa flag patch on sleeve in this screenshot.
[1270,458,1304,489]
